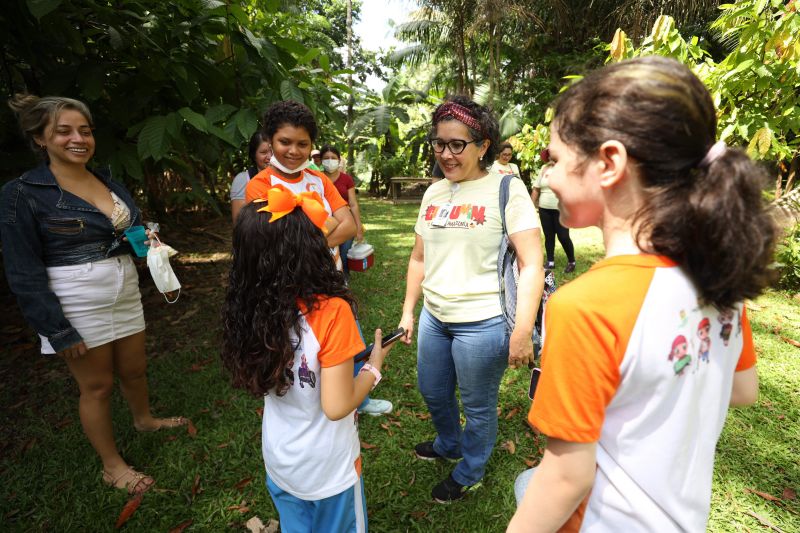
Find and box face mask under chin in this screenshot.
[270,155,310,175]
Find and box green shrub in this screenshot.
[776,224,800,291]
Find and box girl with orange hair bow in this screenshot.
[222,197,394,533]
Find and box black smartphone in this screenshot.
[354,327,406,363]
[527,367,542,401]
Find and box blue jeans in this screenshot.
[417,307,509,486]
[340,238,354,278]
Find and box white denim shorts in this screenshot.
[39,255,145,354]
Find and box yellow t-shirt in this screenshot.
[414,171,539,322]
[534,169,559,210]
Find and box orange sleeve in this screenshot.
[528,292,623,443]
[735,306,757,372]
[317,171,347,212]
[528,261,655,443]
[244,169,272,203]
[306,297,365,368]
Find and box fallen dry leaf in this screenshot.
[505,408,520,420]
[780,336,800,348]
[403,383,413,388]
[187,419,198,438]
[782,488,797,501]
[256,407,264,417]
[410,511,428,519]
[115,494,143,529]
[234,477,253,491]
[55,417,73,429]
[745,487,780,502]
[191,474,201,499]
[360,441,377,450]
[523,457,538,468]
[168,519,193,533]
[501,440,516,455]
[227,503,250,514]
[189,358,214,372]
[745,510,784,532]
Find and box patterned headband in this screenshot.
[434,102,484,136]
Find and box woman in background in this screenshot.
[230,130,272,221]
[532,160,576,273]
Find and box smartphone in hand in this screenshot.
[528,367,542,401]
[354,327,406,363]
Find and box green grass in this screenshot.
[1,197,798,532]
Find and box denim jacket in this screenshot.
[0,163,142,352]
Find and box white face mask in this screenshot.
[147,244,181,303]
[322,158,340,172]
[270,155,310,175]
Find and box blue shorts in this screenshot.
[266,475,368,533]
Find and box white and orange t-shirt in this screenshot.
[262,296,366,500]
[245,167,348,269]
[529,255,756,532]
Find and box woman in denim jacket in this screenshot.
[1,95,184,495]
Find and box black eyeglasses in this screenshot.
[429,138,482,155]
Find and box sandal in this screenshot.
[135,416,188,432]
[102,467,155,495]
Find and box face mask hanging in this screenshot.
[270,155,310,175]
[146,233,181,303]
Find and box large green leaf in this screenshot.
[179,108,208,133]
[205,104,237,124]
[137,115,169,161]
[26,0,62,19]
[280,80,304,103]
[234,109,258,140]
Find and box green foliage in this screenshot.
[1,0,360,213]
[775,224,800,290]
[516,1,800,196]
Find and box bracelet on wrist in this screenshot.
[359,363,382,390]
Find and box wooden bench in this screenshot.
[389,177,431,204]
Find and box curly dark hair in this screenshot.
[430,95,500,170]
[553,56,775,309]
[262,100,318,143]
[221,202,355,397]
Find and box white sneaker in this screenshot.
[357,398,393,416]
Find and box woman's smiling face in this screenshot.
[270,124,312,171]
[433,120,488,183]
[37,109,95,167]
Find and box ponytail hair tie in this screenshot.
[698,140,726,168]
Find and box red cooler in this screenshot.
[346,242,374,272]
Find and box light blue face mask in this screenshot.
[270,155,310,175]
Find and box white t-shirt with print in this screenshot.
[414,171,538,323]
[262,297,366,500]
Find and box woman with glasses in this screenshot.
[491,141,521,177]
[398,96,544,503]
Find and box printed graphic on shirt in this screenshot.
[284,360,295,386]
[298,354,317,388]
[305,181,322,196]
[718,309,735,346]
[667,334,692,376]
[422,203,486,229]
[697,317,711,363]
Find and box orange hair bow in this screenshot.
[254,184,329,234]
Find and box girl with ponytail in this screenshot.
[508,56,775,532]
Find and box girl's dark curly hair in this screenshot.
[262,100,318,143]
[221,202,355,396]
[430,95,500,170]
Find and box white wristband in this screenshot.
[359,363,382,390]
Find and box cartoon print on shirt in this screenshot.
[718,309,735,346]
[668,335,692,375]
[697,318,711,363]
[298,354,317,388]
